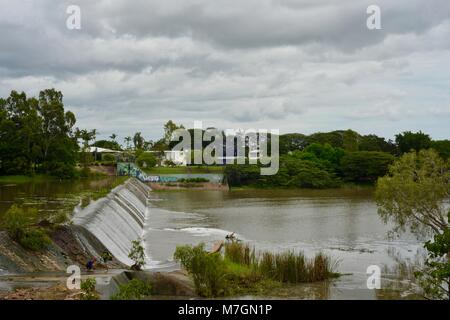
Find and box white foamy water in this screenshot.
[72,178,151,267]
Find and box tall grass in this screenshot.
[174,242,339,298]
[224,242,337,284]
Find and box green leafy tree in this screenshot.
[431,140,450,160]
[375,149,449,299]
[93,139,121,151]
[395,131,432,155]
[359,134,397,154]
[342,129,359,152]
[279,133,308,154]
[340,151,394,183]
[133,132,145,150]
[163,120,184,145]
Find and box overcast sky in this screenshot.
[0,0,449,142]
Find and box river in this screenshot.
[0,179,423,299]
[145,187,423,299]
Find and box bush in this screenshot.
[110,278,152,300]
[174,244,226,297]
[81,278,99,300]
[136,153,157,169]
[1,205,34,240]
[102,153,116,162]
[1,205,50,251]
[128,239,145,270]
[18,228,51,251]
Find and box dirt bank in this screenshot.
[0,226,125,275]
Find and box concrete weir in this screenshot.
[72,178,151,267]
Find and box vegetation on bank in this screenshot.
[0,205,52,251]
[375,149,450,300]
[0,176,129,253]
[226,130,449,189]
[110,278,152,300]
[174,242,338,297]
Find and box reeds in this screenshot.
[224,242,337,284]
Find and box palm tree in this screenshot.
[124,136,132,150]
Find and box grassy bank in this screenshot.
[174,242,339,297]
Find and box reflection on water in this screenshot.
[145,187,423,299]
[0,177,122,221]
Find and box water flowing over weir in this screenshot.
[72,178,151,267]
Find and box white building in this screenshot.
[163,150,189,166]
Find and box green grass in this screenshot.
[143,166,224,174]
[174,242,340,298]
[0,175,54,184]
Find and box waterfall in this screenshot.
[72,178,151,267]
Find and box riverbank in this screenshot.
[0,269,195,300]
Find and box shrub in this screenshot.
[174,244,226,297]
[128,239,145,270]
[18,228,51,251]
[110,278,152,300]
[101,153,116,162]
[81,278,99,300]
[136,153,157,169]
[1,205,51,251]
[1,205,34,240]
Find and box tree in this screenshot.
[163,120,184,145]
[375,149,449,299]
[92,139,121,151]
[76,129,96,175]
[415,216,450,300]
[340,151,394,182]
[342,129,359,152]
[431,140,450,160]
[359,134,397,154]
[279,133,308,154]
[133,132,145,150]
[128,239,145,271]
[124,136,132,150]
[0,89,79,178]
[395,131,432,155]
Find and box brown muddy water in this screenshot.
[0,180,424,299]
[145,187,423,299]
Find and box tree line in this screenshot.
[0,89,79,178]
[225,129,450,188]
